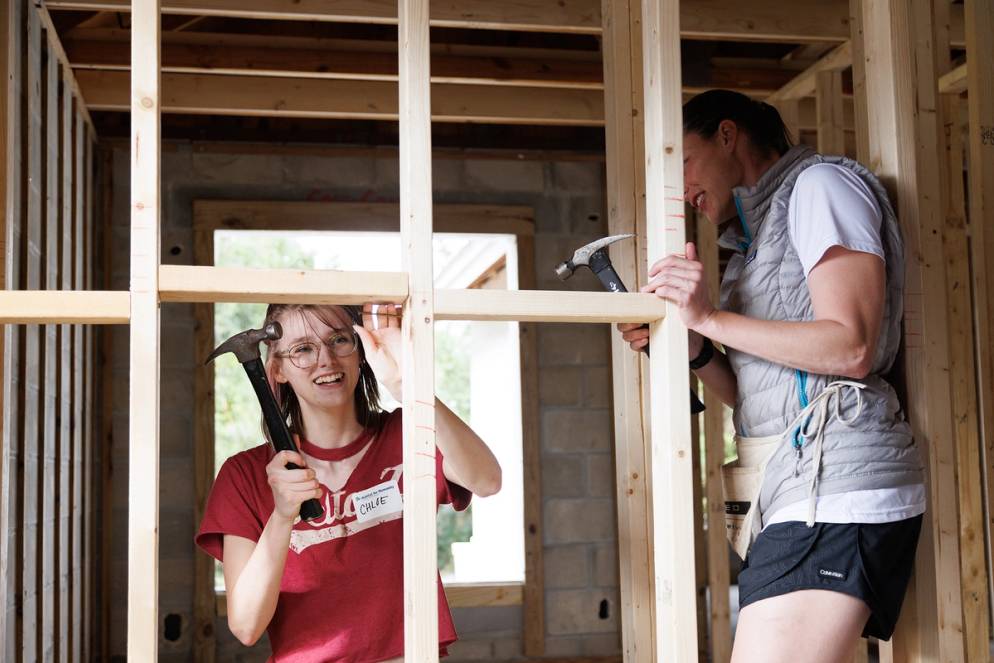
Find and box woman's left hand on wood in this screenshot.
[641,241,716,330]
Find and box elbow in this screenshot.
[228,617,263,647]
[838,345,874,379]
[475,465,502,498]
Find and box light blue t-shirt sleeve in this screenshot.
[787,163,885,277]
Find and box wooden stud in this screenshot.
[859,1,964,660]
[0,291,131,323]
[434,289,665,323]
[938,63,968,95]
[964,0,994,647]
[71,110,85,663]
[935,2,991,659]
[696,211,731,663]
[41,38,60,660]
[97,143,114,663]
[158,264,408,304]
[849,0,871,164]
[57,57,73,663]
[601,0,655,659]
[128,0,161,659]
[766,41,852,104]
[398,0,439,657]
[22,6,44,658]
[514,235,545,657]
[640,0,698,661]
[193,200,536,237]
[815,70,846,155]
[191,225,215,663]
[0,0,25,658]
[46,0,945,44]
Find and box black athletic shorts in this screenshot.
[737,515,923,640]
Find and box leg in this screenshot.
[731,589,870,663]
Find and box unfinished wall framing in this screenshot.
[3,0,994,661]
[0,1,101,660]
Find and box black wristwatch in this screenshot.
[689,337,715,370]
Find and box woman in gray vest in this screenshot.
[619,89,924,662]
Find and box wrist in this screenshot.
[689,337,715,370]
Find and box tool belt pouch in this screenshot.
[721,434,780,560]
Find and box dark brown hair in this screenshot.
[262,304,387,441]
[683,89,793,157]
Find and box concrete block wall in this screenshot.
[106,143,619,661]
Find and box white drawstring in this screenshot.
[782,381,866,526]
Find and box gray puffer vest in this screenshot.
[717,145,923,525]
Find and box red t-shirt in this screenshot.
[196,409,471,663]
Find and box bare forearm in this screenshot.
[225,513,294,645]
[696,310,872,378]
[694,347,737,408]
[434,398,502,497]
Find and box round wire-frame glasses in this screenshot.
[276,331,359,369]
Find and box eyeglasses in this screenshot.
[275,331,358,369]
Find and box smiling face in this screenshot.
[683,121,745,225]
[271,306,361,422]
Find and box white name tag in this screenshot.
[351,480,403,522]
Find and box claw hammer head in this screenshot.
[206,321,284,365]
[554,233,635,280]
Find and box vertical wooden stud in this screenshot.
[397,0,438,659]
[816,70,847,155]
[22,6,43,658]
[41,34,59,661]
[58,61,72,663]
[71,110,84,663]
[697,212,731,663]
[128,0,161,659]
[515,236,545,657]
[859,1,965,661]
[964,3,994,640]
[849,0,871,164]
[0,0,25,658]
[601,0,655,659]
[640,0,699,660]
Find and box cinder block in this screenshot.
[531,196,567,234]
[491,636,522,660]
[592,542,620,587]
[546,588,619,635]
[445,636,494,661]
[587,453,615,498]
[566,194,608,235]
[542,636,583,658]
[579,632,623,656]
[541,452,586,497]
[542,408,612,453]
[373,157,400,194]
[539,366,583,406]
[552,161,606,193]
[582,365,612,408]
[544,544,592,589]
[465,159,546,193]
[537,324,610,367]
[544,499,616,544]
[192,152,289,187]
[450,605,521,635]
[431,158,464,193]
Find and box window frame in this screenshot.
[191,200,543,652]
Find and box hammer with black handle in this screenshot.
[555,233,706,414]
[206,322,325,521]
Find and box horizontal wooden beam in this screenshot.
[434,289,667,323]
[157,265,409,304]
[194,201,536,236]
[444,582,523,608]
[0,291,131,323]
[76,69,606,125]
[46,0,944,43]
[939,62,968,95]
[64,33,603,89]
[766,40,852,103]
